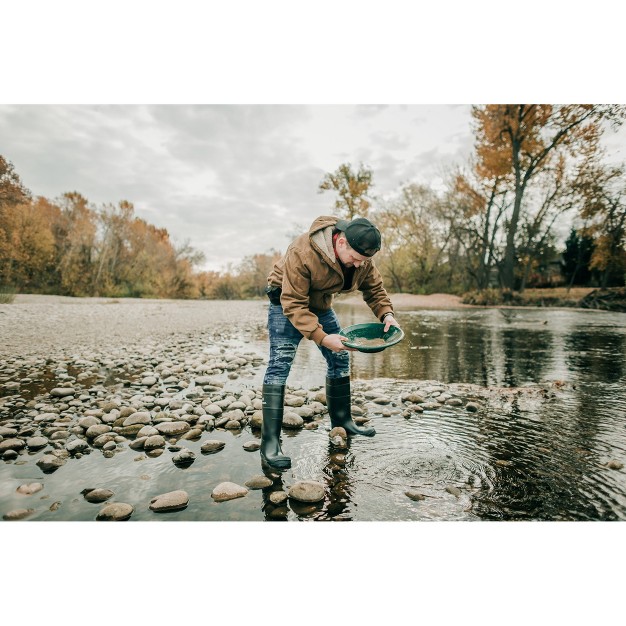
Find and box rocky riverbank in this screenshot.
[0,295,582,522]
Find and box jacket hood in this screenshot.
[308,215,339,264]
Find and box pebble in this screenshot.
[83,488,115,503]
[26,436,49,450]
[245,475,273,489]
[288,480,325,503]
[122,411,152,427]
[155,421,190,436]
[405,490,425,501]
[201,440,226,454]
[243,441,261,451]
[172,449,196,466]
[96,502,134,521]
[66,439,89,454]
[211,482,249,502]
[282,411,304,429]
[3,508,35,520]
[445,486,462,497]
[36,454,66,473]
[0,438,26,453]
[16,482,44,495]
[465,402,480,412]
[269,491,288,505]
[607,460,624,470]
[144,435,166,451]
[149,490,189,512]
[50,387,75,397]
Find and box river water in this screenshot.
[1,301,625,521]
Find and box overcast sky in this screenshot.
[2,104,626,272]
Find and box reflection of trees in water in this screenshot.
[565,329,625,384]
[469,387,623,521]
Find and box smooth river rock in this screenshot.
[201,440,225,454]
[155,421,190,436]
[50,387,75,397]
[16,482,44,495]
[3,508,35,520]
[26,436,49,450]
[96,502,134,521]
[211,482,248,502]
[36,454,66,473]
[288,481,325,503]
[83,488,115,503]
[245,475,273,489]
[149,490,189,512]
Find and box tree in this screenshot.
[318,162,373,219]
[444,164,509,290]
[574,159,626,287]
[377,184,455,293]
[0,155,31,209]
[563,227,594,288]
[0,155,33,286]
[55,192,97,296]
[472,104,626,290]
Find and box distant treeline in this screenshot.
[2,105,626,300]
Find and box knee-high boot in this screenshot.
[260,384,291,469]
[326,376,375,437]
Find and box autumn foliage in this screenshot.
[2,104,626,302]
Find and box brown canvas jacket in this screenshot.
[267,215,394,345]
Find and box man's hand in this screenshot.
[383,315,400,333]
[322,334,356,353]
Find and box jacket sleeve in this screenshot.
[359,261,394,321]
[280,246,328,345]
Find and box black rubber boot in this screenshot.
[260,384,291,470]
[326,376,375,437]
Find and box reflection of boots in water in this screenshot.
[326,376,375,437]
[260,471,290,521]
[260,384,291,470]
[323,442,353,520]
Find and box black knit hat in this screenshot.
[335,217,381,257]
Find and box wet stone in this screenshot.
[405,490,425,501]
[16,482,44,495]
[122,411,152,427]
[245,475,273,489]
[155,421,190,436]
[172,449,196,466]
[243,441,261,451]
[269,491,288,505]
[465,402,480,412]
[66,439,89,454]
[96,502,133,521]
[144,435,166,451]
[36,454,66,473]
[0,438,26,453]
[201,440,225,454]
[288,481,325,503]
[86,424,111,439]
[211,482,249,502]
[83,488,115,503]
[283,411,304,429]
[150,490,189,512]
[50,388,75,397]
[3,508,35,521]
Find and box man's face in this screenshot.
[336,235,371,268]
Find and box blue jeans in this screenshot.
[263,304,350,385]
